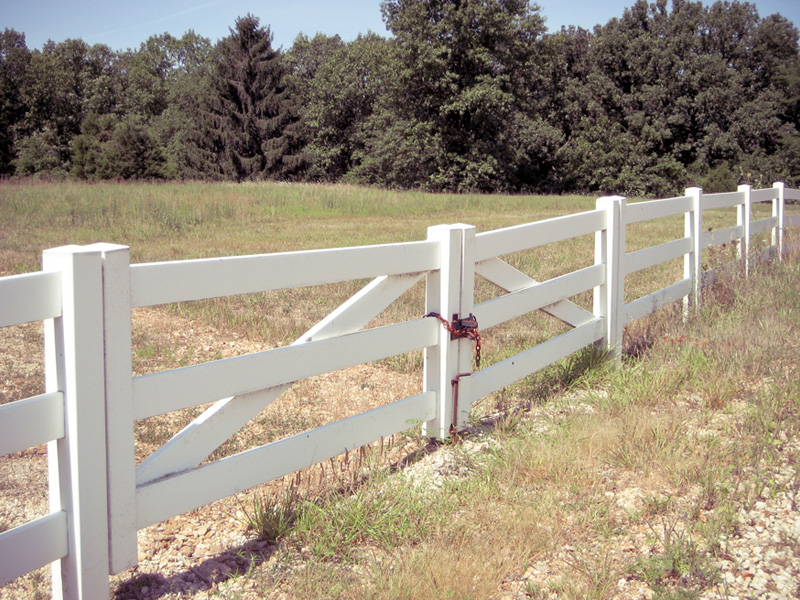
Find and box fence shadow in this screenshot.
[112,537,277,600]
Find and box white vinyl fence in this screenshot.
[1,182,799,598]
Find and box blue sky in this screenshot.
[2,0,799,52]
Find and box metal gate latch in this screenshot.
[450,313,478,339]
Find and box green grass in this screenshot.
[1,179,789,357]
[0,180,604,361]
[0,179,595,273]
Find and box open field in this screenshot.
[0,180,598,271]
[1,180,799,599]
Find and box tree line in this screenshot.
[1,0,799,196]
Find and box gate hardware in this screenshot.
[451,372,472,435]
[424,312,482,369]
[451,313,478,340]
[424,312,482,437]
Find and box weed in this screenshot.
[240,487,304,543]
[292,481,437,561]
[562,549,620,600]
[651,587,701,600]
[634,515,718,588]
[490,407,526,437]
[524,580,546,599]
[643,495,674,517]
[511,344,611,403]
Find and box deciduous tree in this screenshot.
[351,0,547,192]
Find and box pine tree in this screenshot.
[190,15,302,181]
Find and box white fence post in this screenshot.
[43,246,110,600]
[594,196,625,363]
[93,244,138,574]
[456,226,476,429]
[738,184,752,276]
[423,224,475,438]
[684,187,703,314]
[774,181,786,260]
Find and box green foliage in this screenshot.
[13,128,70,178]
[0,29,31,175]
[72,113,166,180]
[633,516,716,585]
[3,2,799,192]
[119,32,211,120]
[699,162,738,194]
[184,15,304,182]
[547,0,800,195]
[292,33,392,182]
[292,482,439,560]
[349,0,547,192]
[241,488,303,543]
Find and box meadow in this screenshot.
[1,180,799,599]
[0,179,597,269]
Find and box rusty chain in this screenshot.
[424,312,481,369]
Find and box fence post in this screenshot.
[684,187,703,315]
[423,224,476,439]
[92,244,138,574]
[43,246,110,600]
[738,184,752,276]
[773,182,786,260]
[594,196,625,364]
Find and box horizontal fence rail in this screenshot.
[132,318,439,420]
[625,195,694,224]
[0,271,62,328]
[0,512,69,588]
[474,209,606,261]
[0,392,65,457]
[1,182,799,599]
[130,240,438,307]
[135,391,438,529]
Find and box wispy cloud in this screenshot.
[85,0,229,43]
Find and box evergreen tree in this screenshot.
[188,15,302,181]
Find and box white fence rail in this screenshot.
[1,182,798,598]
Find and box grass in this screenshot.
[1,180,799,599]
[0,179,604,378]
[0,179,594,272]
[183,244,800,600]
